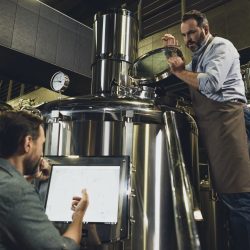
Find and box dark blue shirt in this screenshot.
[0,158,79,250]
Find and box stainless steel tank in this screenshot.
[39,96,200,250]
[39,7,201,250]
[91,9,138,95]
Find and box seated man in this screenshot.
[0,110,89,250]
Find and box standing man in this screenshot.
[162,10,250,250]
[0,110,89,250]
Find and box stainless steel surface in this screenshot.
[163,111,201,250]
[92,9,137,63]
[42,97,160,157]
[110,85,156,100]
[92,60,131,95]
[133,86,155,100]
[241,61,250,98]
[130,122,177,250]
[199,163,231,250]
[181,112,200,202]
[91,9,138,95]
[40,96,200,250]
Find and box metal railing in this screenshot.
[163,111,201,250]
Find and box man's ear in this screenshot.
[203,24,209,35]
[23,135,33,153]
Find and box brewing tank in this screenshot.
[39,96,199,250]
[39,8,201,250]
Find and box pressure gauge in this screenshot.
[50,71,70,92]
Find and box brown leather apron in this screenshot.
[190,89,250,193]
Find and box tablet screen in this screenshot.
[45,165,120,223]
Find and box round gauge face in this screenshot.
[50,71,69,92]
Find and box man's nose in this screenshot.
[183,34,189,42]
[186,36,193,43]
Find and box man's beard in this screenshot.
[23,157,41,176]
[187,32,206,52]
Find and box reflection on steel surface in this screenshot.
[131,123,175,250]
[163,111,201,250]
[41,96,201,250]
[91,9,138,95]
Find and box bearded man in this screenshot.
[162,10,250,250]
[0,110,88,250]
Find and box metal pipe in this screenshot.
[184,111,200,204]
[163,111,200,250]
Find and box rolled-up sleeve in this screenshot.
[4,180,79,250]
[197,42,235,94]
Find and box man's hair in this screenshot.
[182,10,208,27]
[0,111,43,158]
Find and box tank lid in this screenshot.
[129,46,184,85]
[38,96,158,112]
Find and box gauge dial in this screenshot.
[50,71,70,92]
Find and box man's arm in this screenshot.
[6,181,88,249]
[166,41,236,95]
[196,42,235,94]
[63,189,89,244]
[162,33,199,89]
[167,56,200,89]
[173,70,200,89]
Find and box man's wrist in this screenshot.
[72,211,84,221]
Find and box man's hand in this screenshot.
[71,189,89,220]
[35,158,51,181]
[64,189,89,244]
[161,33,184,74]
[162,33,179,47]
[168,56,185,74]
[25,157,51,182]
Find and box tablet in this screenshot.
[45,164,120,224]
